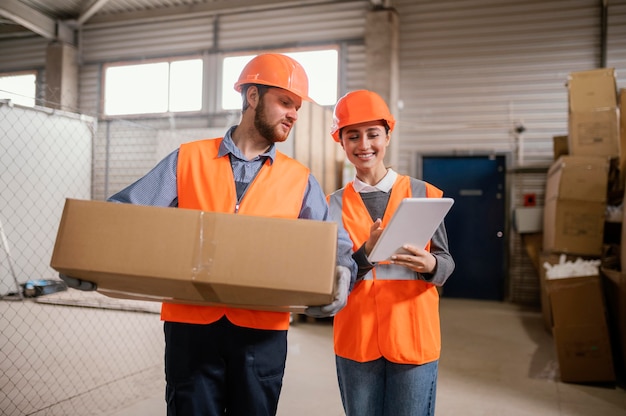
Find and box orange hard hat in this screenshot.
[330,90,396,142]
[234,53,313,102]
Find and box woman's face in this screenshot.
[340,120,390,173]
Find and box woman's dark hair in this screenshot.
[338,122,391,140]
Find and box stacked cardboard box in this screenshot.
[538,68,622,383]
[544,258,615,383]
[568,68,621,161]
[542,155,609,256]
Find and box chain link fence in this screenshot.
[0,99,199,415]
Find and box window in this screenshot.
[104,58,202,116]
[0,72,36,107]
[222,49,338,110]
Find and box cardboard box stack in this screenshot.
[539,68,623,383]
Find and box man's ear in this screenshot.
[246,85,260,109]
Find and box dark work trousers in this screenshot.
[164,316,288,416]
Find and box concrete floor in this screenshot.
[108,298,626,416]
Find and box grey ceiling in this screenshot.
[0,0,385,41]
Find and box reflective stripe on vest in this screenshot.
[160,138,309,330]
[329,175,445,364]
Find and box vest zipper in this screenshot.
[231,155,267,214]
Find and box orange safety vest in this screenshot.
[332,175,444,364]
[160,137,309,330]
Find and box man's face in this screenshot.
[254,88,302,143]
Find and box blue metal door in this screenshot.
[421,155,506,300]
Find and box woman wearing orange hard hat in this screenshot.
[327,89,455,416]
[91,53,358,416]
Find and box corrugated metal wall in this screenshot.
[395,0,603,173]
[0,36,48,72]
[79,16,216,63]
[608,0,626,70]
[217,2,367,50]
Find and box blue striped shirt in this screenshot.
[108,126,357,278]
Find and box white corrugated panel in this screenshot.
[80,15,215,62]
[0,36,48,72]
[394,0,605,175]
[218,1,367,50]
[607,0,626,82]
[342,43,367,93]
[79,64,100,116]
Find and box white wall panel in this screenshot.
[607,0,626,81]
[394,0,605,175]
[218,1,367,50]
[343,43,367,93]
[0,36,48,72]
[80,16,215,62]
[79,64,100,116]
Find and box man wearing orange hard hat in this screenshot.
[327,90,454,416]
[61,53,357,415]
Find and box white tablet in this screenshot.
[368,197,454,262]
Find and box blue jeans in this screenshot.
[336,355,438,416]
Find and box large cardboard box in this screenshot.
[567,68,621,160]
[567,68,617,113]
[50,199,338,312]
[545,272,615,383]
[543,156,608,256]
[600,267,626,379]
[552,324,615,383]
[568,109,620,158]
[545,155,609,202]
[539,253,598,332]
[542,199,605,256]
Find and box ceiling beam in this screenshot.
[77,0,112,26]
[0,0,56,39]
[370,0,392,8]
[84,0,356,27]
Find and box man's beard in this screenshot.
[254,97,291,143]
